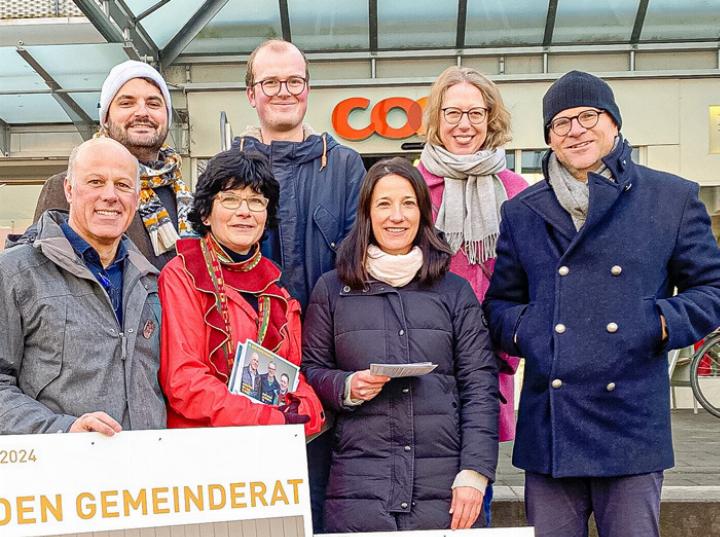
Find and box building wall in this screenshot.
[185,76,720,184]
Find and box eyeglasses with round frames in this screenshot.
[441,106,488,125]
[550,110,606,137]
[216,194,268,212]
[253,77,307,97]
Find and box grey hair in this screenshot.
[66,138,141,193]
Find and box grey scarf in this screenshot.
[420,143,507,264]
[548,152,614,231]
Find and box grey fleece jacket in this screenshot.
[0,211,166,434]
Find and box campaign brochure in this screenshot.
[228,339,300,405]
[369,362,438,378]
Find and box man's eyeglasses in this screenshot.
[253,77,307,97]
[549,109,606,137]
[216,194,269,212]
[441,107,488,125]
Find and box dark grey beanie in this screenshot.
[543,70,622,142]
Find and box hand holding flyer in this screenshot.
[369,362,438,378]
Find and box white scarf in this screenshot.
[365,245,424,288]
[420,143,507,264]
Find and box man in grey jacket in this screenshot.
[0,137,166,435]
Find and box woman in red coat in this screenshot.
[159,149,324,435]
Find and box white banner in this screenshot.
[0,425,312,537]
[324,530,534,537]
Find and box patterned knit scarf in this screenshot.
[177,235,291,382]
[420,143,508,264]
[137,146,194,255]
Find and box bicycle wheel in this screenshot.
[690,332,720,418]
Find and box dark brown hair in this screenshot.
[336,157,452,288]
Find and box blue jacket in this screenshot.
[484,139,720,478]
[302,271,499,532]
[232,132,365,310]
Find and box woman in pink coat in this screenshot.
[418,66,527,524]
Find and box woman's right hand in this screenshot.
[350,370,391,401]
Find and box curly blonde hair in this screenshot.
[422,66,512,151]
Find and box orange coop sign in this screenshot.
[332,96,428,141]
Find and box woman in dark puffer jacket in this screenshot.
[302,157,499,532]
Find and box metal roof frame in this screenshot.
[72,0,158,61]
[15,45,96,140]
[630,0,650,45]
[160,0,230,69]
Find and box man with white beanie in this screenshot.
[33,60,193,269]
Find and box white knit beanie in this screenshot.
[98,60,172,128]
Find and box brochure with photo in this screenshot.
[228,339,300,406]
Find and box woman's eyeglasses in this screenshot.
[441,107,488,125]
[216,194,268,212]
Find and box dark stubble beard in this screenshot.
[107,118,168,162]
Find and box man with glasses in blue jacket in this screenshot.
[235,39,366,533]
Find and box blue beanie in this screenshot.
[543,70,622,142]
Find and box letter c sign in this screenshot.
[332,97,427,141]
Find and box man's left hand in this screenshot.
[449,486,483,529]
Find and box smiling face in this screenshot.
[370,174,421,255]
[250,354,260,372]
[204,186,267,255]
[106,78,168,160]
[65,140,139,252]
[280,374,289,391]
[247,43,309,141]
[438,82,488,155]
[548,106,619,181]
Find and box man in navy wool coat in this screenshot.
[484,70,720,537]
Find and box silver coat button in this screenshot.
[342,286,351,292]
[558,266,569,276]
[401,502,408,509]
[404,445,411,452]
[402,388,410,394]
[551,379,563,389]
[555,323,566,334]
[606,322,619,333]
[611,265,622,276]
[399,329,405,336]
[606,382,616,392]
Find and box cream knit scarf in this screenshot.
[365,244,424,288]
[420,143,507,264]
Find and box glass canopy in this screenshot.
[110,0,720,56]
[0,42,129,125]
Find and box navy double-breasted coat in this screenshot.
[484,139,720,478]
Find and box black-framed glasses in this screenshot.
[441,106,488,125]
[550,109,606,136]
[216,194,268,212]
[253,76,307,97]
